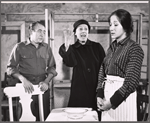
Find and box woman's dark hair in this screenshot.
[108,9,133,36]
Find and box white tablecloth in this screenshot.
[45,108,99,121]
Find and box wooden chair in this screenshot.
[137,93,149,121]
[137,79,149,121]
[1,93,18,121]
[3,83,45,121]
[1,72,19,121]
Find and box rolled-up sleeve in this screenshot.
[7,44,20,76]
[46,47,57,77]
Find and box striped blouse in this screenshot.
[96,36,144,108]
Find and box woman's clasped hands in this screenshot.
[97,97,112,111]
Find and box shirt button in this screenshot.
[87,68,91,72]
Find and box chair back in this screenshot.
[3,83,44,121]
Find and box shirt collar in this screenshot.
[74,39,92,48]
[111,36,130,46]
[25,38,46,47]
[24,38,31,45]
[117,36,130,45]
[110,36,130,51]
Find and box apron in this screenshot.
[101,75,137,121]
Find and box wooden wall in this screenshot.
[1,2,149,81]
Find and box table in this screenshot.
[45,108,99,121]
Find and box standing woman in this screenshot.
[59,19,105,118]
[96,9,144,121]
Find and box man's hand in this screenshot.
[38,82,49,92]
[12,73,34,94]
[21,78,34,94]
